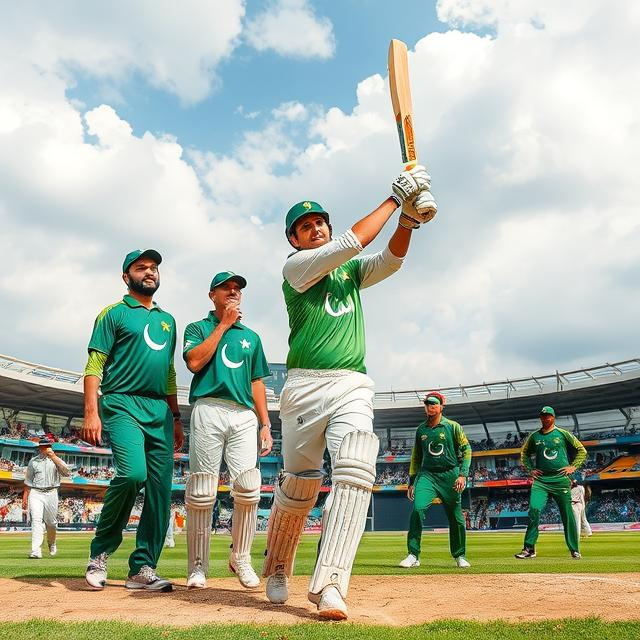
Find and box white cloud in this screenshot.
[1,1,639,392]
[245,0,335,59]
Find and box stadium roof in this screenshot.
[1,354,639,430]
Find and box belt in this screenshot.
[32,487,58,493]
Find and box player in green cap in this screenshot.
[515,405,587,559]
[182,271,272,590]
[399,391,472,569]
[82,249,183,592]
[263,165,437,620]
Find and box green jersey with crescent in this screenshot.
[409,416,472,481]
[183,312,270,408]
[520,427,587,476]
[283,229,403,372]
[87,294,176,398]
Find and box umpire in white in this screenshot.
[22,439,70,558]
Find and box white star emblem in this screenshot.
[240,339,251,349]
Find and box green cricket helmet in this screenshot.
[285,200,330,245]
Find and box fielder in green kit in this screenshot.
[82,249,184,592]
[399,391,472,569]
[515,405,587,559]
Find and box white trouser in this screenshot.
[572,503,592,537]
[189,398,258,479]
[280,369,375,473]
[28,489,58,554]
[165,513,175,545]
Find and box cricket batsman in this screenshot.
[399,391,472,569]
[515,406,587,559]
[262,165,436,620]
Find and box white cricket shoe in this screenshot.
[316,585,348,621]
[48,542,57,556]
[229,558,260,589]
[165,540,176,548]
[28,552,42,559]
[455,556,471,568]
[399,553,420,568]
[266,571,289,604]
[85,552,109,589]
[187,569,207,589]
[125,565,172,592]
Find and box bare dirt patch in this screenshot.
[1,573,639,626]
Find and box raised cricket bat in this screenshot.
[388,39,417,169]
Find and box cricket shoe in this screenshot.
[165,540,176,548]
[125,565,173,592]
[48,542,57,556]
[455,556,471,568]
[571,551,582,559]
[514,548,536,559]
[85,552,109,589]
[28,552,42,559]
[312,585,348,621]
[186,569,207,589]
[265,571,288,604]
[229,558,260,589]
[399,553,420,568]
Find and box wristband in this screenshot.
[172,412,181,419]
[260,423,271,430]
[389,193,402,208]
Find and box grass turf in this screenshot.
[1,618,640,640]
[0,530,638,580]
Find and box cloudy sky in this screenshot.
[0,0,638,391]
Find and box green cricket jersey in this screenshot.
[87,294,176,398]
[284,259,366,372]
[183,312,270,408]
[520,427,587,476]
[409,416,472,482]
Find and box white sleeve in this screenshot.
[358,245,405,289]
[25,461,34,487]
[283,230,363,293]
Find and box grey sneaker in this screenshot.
[48,542,57,556]
[125,565,173,592]
[85,552,109,589]
[266,571,288,604]
[515,548,536,559]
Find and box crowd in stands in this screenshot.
[0,457,21,472]
[376,465,409,485]
[470,464,528,482]
[75,466,115,481]
[380,439,411,456]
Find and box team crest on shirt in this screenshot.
[439,432,446,440]
[553,437,560,444]
[421,434,427,441]
[161,321,171,332]
[143,323,168,351]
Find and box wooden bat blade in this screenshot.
[388,39,417,166]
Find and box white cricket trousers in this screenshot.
[28,489,58,554]
[572,503,593,537]
[279,369,375,473]
[189,398,258,479]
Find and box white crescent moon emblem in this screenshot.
[543,448,558,460]
[428,442,445,456]
[324,292,354,318]
[221,343,244,369]
[143,323,167,351]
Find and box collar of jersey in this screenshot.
[207,310,243,329]
[426,416,447,429]
[123,294,161,310]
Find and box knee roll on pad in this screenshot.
[262,470,324,577]
[231,468,261,506]
[308,430,378,600]
[185,472,218,509]
[230,468,261,562]
[186,472,217,577]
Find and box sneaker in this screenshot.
[571,551,582,559]
[165,540,176,548]
[48,542,57,556]
[186,569,206,589]
[455,556,471,568]
[28,552,42,559]
[266,571,289,604]
[515,548,536,559]
[229,558,260,589]
[315,585,348,621]
[399,553,420,568]
[85,552,109,589]
[125,565,173,592]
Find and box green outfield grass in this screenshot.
[0,530,638,580]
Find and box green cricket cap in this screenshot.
[540,406,556,416]
[122,249,162,273]
[209,271,247,291]
[285,200,330,239]
[425,396,442,405]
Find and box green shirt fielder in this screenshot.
[263,163,438,621]
[515,406,587,560]
[82,249,184,592]
[181,271,272,591]
[400,392,472,568]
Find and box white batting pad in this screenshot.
[308,430,378,599]
[230,468,261,562]
[262,470,324,577]
[185,472,218,577]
